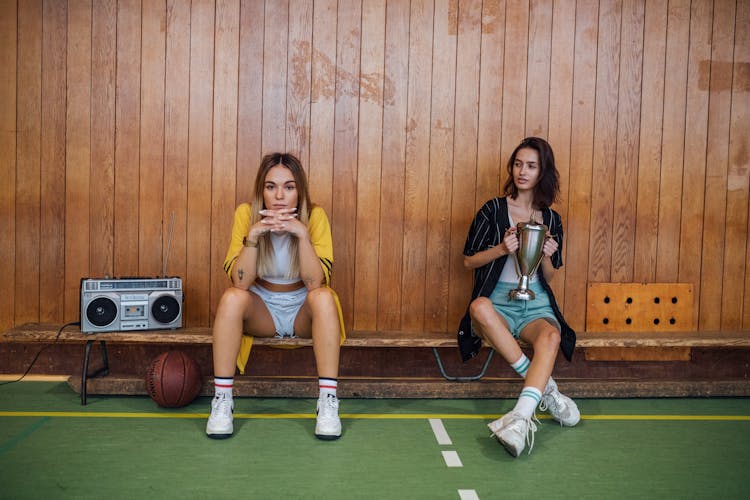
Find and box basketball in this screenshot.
[145,351,202,408]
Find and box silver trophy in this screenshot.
[509,219,548,300]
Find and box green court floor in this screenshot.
[1,382,749,499]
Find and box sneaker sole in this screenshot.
[314,432,341,441]
[498,439,522,457]
[206,431,233,439]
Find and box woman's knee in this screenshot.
[216,287,252,317]
[307,287,336,314]
[533,325,561,353]
[469,297,494,323]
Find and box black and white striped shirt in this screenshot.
[457,197,576,362]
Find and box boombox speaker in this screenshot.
[80,277,183,333]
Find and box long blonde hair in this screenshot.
[250,153,312,278]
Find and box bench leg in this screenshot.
[432,348,494,381]
[81,340,110,405]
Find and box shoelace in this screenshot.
[213,397,233,418]
[318,396,338,419]
[506,414,539,454]
[539,391,566,426]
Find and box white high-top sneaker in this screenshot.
[206,394,234,439]
[487,411,538,457]
[315,394,342,440]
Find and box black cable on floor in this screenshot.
[0,321,80,386]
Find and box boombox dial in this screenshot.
[80,278,183,333]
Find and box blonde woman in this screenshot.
[207,153,344,440]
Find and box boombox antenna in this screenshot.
[163,211,175,278]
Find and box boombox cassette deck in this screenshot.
[80,277,183,333]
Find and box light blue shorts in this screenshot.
[249,284,308,338]
[487,281,560,339]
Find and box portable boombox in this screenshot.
[80,277,183,333]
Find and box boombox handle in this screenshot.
[81,340,109,405]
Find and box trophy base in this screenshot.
[509,288,535,301]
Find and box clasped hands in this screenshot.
[246,208,306,244]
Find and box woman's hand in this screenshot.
[541,232,559,258]
[502,227,519,254]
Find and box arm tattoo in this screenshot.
[238,268,244,281]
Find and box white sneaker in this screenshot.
[206,395,234,439]
[315,394,342,440]
[540,380,580,427]
[487,411,538,457]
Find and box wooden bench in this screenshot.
[3,323,750,402]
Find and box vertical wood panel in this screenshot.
[211,0,240,318]
[678,0,712,327]
[424,0,456,331]
[500,0,528,169]
[633,0,666,282]
[737,2,750,331]
[307,0,336,214]
[546,0,574,308]
[656,0,690,282]
[610,0,644,283]
[114,0,141,277]
[0,0,17,330]
[588,0,621,284]
[89,0,116,279]
[286,0,313,163]
[236,0,264,203]
[15,0,42,323]
[401,0,433,331]
[525,0,551,137]
[65,0,92,321]
[475,0,504,209]
[331,0,361,330]
[378,0,409,330]
[139,1,166,277]
[163,0,191,280]
[39,0,66,323]
[353,0,384,331]
[261,0,288,153]
[448,0,481,327]
[723,0,749,330]
[699,0,735,330]
[563,0,598,331]
[186,0,215,326]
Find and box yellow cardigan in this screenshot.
[222,203,345,374]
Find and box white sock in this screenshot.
[214,377,234,399]
[511,354,530,377]
[513,386,542,419]
[319,377,338,398]
[511,354,556,394]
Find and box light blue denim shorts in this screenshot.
[249,284,308,338]
[487,281,560,338]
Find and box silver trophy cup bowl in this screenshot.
[509,220,548,300]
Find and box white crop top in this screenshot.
[498,212,538,284]
[259,233,300,285]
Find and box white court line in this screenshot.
[429,418,453,445]
[458,489,479,500]
[442,450,463,467]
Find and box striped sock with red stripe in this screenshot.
[318,377,338,398]
[214,376,234,399]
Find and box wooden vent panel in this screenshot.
[586,283,695,332]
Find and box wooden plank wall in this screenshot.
[1,0,748,335]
